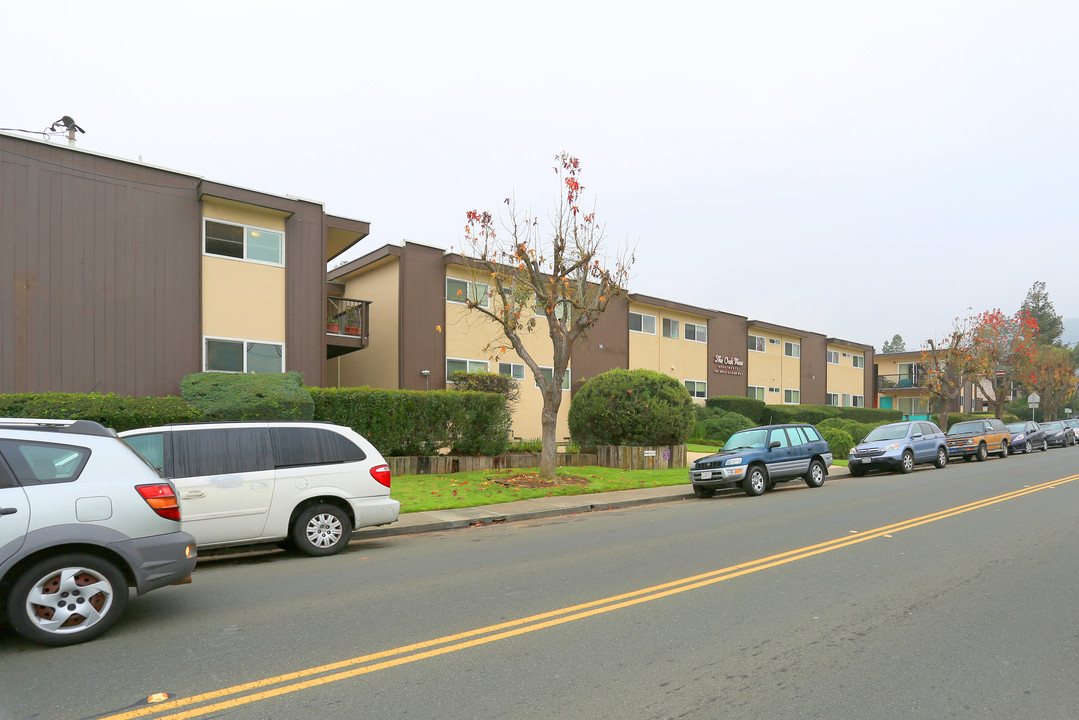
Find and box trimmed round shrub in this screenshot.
[821,428,854,459]
[569,369,695,447]
[701,411,755,445]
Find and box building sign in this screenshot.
[713,354,745,376]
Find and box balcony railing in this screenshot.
[326,297,369,346]
[877,373,923,391]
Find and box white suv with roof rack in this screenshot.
[0,418,197,646]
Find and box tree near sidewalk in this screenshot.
[967,309,1039,419]
[1023,344,1077,421]
[921,315,981,429]
[457,153,634,479]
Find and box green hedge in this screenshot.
[704,397,902,426]
[309,387,511,456]
[0,393,199,433]
[568,369,695,447]
[181,371,315,422]
[821,428,855,459]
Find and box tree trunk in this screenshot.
[538,402,559,479]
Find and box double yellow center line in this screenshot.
[100,474,1078,720]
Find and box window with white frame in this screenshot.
[769,338,781,345]
[685,322,707,343]
[842,393,851,407]
[748,386,765,401]
[535,298,572,323]
[446,278,489,307]
[498,362,525,380]
[826,392,839,406]
[784,388,800,404]
[853,354,865,368]
[204,337,283,374]
[204,219,284,266]
[684,380,707,398]
[784,341,800,358]
[748,335,766,352]
[662,318,679,339]
[898,397,928,415]
[629,311,656,334]
[827,350,839,364]
[446,358,489,377]
[536,366,571,390]
[852,394,865,407]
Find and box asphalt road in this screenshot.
[3,448,1078,719]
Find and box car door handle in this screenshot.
[0,506,17,516]
[181,490,206,499]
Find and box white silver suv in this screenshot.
[0,419,197,646]
[120,422,400,556]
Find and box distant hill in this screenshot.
[1062,318,1079,347]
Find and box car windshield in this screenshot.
[1042,422,1062,430]
[1006,423,1026,432]
[947,421,983,436]
[863,424,909,442]
[722,428,769,451]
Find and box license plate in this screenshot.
[699,471,712,480]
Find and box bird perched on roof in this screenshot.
[51,116,85,133]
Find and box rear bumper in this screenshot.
[109,531,198,595]
[348,497,401,529]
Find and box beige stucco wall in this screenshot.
[444,264,571,441]
[826,342,867,404]
[627,301,710,404]
[331,257,401,389]
[746,327,802,404]
[200,198,288,345]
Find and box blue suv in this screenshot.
[689,424,833,498]
[847,420,948,476]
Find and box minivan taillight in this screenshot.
[370,464,391,488]
[136,483,181,521]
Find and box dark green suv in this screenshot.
[689,424,834,498]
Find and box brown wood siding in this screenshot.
[704,312,750,397]
[399,243,446,389]
[1,135,202,397]
[799,332,827,405]
[570,295,630,390]
[284,202,328,387]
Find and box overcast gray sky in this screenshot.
[5,1,1077,350]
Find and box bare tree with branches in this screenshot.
[456,153,634,479]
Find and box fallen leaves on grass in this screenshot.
[493,473,590,489]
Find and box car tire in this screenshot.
[1042,439,1049,452]
[291,503,353,557]
[998,440,1009,458]
[693,485,715,499]
[742,466,767,497]
[804,459,826,488]
[898,450,915,474]
[975,443,988,462]
[934,447,948,469]
[849,465,866,477]
[7,553,129,647]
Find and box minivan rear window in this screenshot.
[270,427,366,468]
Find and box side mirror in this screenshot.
[912,432,922,438]
[769,440,781,450]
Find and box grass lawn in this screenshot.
[393,465,691,513]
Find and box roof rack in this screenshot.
[0,418,115,438]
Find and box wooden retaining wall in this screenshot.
[386,445,685,476]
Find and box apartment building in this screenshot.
[0,132,370,397]
[328,241,876,439]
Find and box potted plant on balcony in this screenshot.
[344,306,361,336]
[327,311,340,334]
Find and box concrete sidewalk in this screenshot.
[353,466,850,540]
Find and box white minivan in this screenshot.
[120,422,399,556]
